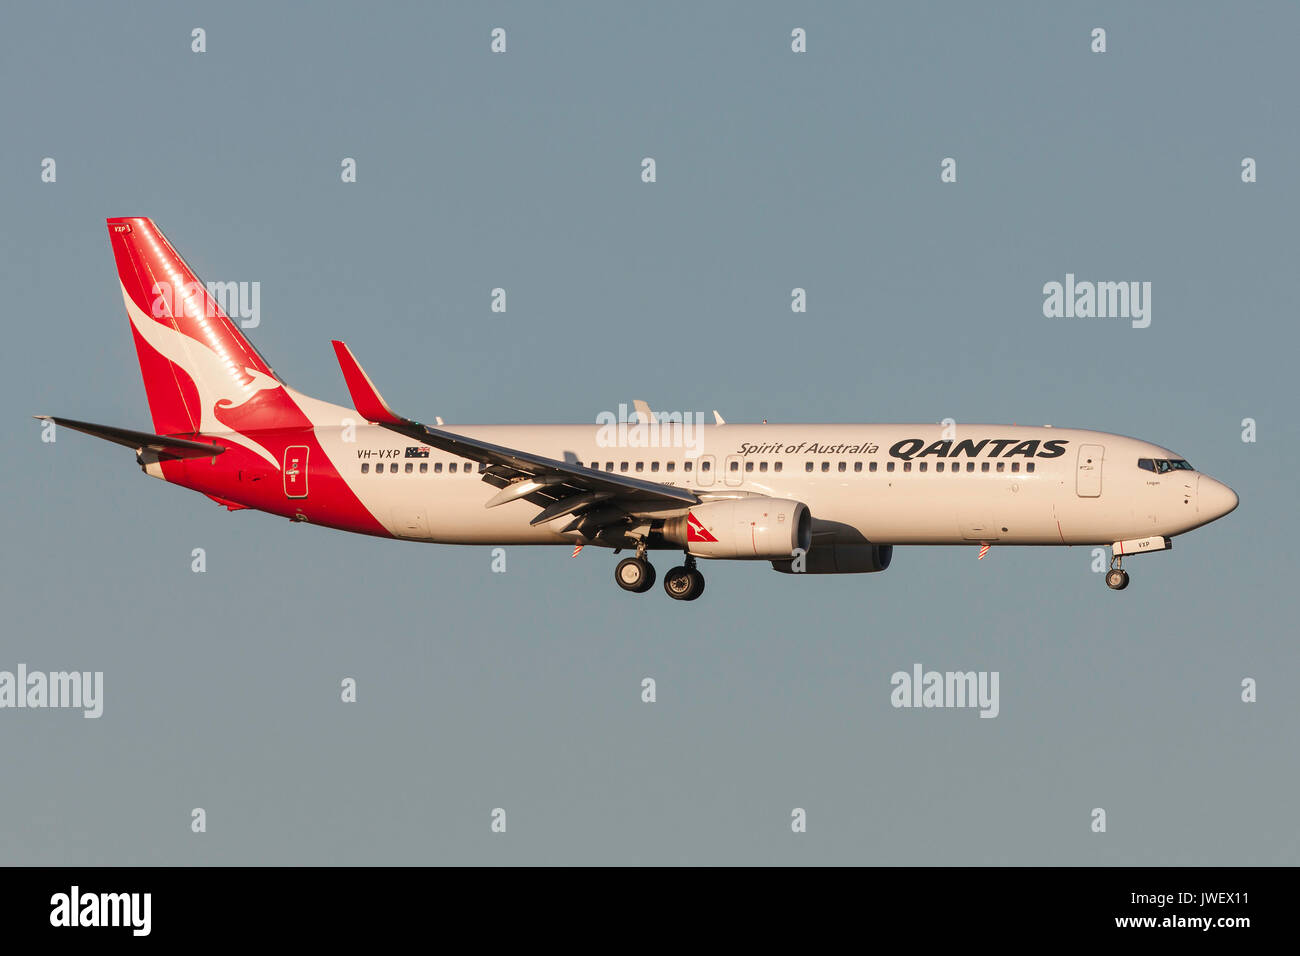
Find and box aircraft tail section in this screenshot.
[106,217,296,437]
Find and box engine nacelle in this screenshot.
[662,499,811,560]
[771,541,893,574]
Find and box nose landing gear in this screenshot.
[1105,555,1130,591]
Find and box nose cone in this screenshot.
[1197,476,1239,520]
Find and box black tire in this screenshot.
[664,566,705,601]
[663,566,694,600]
[1105,568,1129,590]
[616,557,651,592]
[634,561,657,593]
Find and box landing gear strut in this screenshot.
[664,555,706,602]
[1105,554,1130,591]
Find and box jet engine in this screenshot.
[662,498,811,560]
[771,540,893,574]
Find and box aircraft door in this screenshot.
[283,445,309,498]
[723,454,743,486]
[1076,444,1104,498]
[696,455,715,486]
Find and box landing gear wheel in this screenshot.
[687,569,705,599]
[1105,568,1130,591]
[615,557,656,593]
[664,565,705,601]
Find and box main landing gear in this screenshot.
[613,547,705,601]
[1105,554,1130,591]
[614,550,656,593]
[663,556,705,602]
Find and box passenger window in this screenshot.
[903,462,912,472]
[967,462,975,472]
[361,463,369,474]
[1011,462,1020,473]
[666,461,675,472]
[729,460,739,472]
[635,461,644,472]
[981,462,989,473]
[854,461,862,472]
[759,461,768,473]
[403,462,411,473]
[805,462,814,472]
[449,462,457,473]
[701,460,711,472]
[620,462,629,472]
[774,462,782,473]
[745,461,754,472]
[650,461,659,472]
[996,462,1005,472]
[683,461,692,472]
[936,462,945,473]
[887,462,895,473]
[605,462,613,471]
[434,462,443,473]
[918,462,927,473]
[1025,462,1034,473]
[818,461,828,472]
[870,462,878,472]
[838,462,846,472]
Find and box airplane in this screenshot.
[38,218,1239,600]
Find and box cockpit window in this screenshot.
[1138,457,1194,473]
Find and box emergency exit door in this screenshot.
[724,454,744,486]
[283,445,309,498]
[1076,444,1103,498]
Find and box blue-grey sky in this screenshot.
[1,1,1296,864]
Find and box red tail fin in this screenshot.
[107,218,292,437]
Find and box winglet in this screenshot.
[331,341,406,426]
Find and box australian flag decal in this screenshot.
[405,446,430,458]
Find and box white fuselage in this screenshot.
[319,421,1234,549]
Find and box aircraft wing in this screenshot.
[331,341,699,537]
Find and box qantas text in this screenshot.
[889,438,1068,460]
[734,438,1069,460]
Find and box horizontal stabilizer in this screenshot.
[34,416,226,460]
